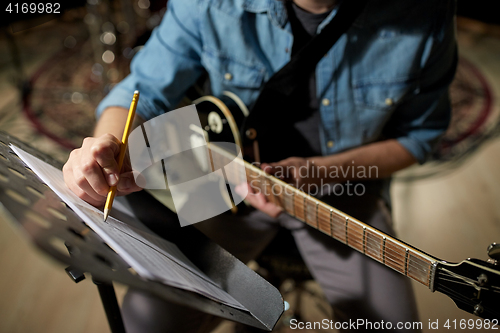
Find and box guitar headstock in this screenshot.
[433,254,500,320]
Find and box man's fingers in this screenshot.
[121,151,133,173]
[261,163,283,179]
[80,159,110,196]
[234,182,249,200]
[71,167,107,203]
[90,135,121,186]
[261,163,272,173]
[237,183,283,218]
[68,184,105,207]
[262,159,297,178]
[263,158,306,185]
[116,171,143,194]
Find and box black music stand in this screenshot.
[0,132,283,332]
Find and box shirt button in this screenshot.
[285,47,290,53]
[327,140,335,148]
[224,73,233,81]
[385,98,393,106]
[322,98,330,106]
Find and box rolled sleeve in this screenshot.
[386,0,457,164]
[96,0,204,121]
[394,87,454,164]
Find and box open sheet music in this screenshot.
[10,145,247,311]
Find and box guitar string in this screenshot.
[435,270,499,314]
[438,286,500,317]
[438,286,475,305]
[437,277,475,287]
[250,173,432,269]
[228,169,433,276]
[437,276,479,303]
[274,217,432,277]
[437,270,464,279]
[436,282,500,311]
[438,271,500,294]
[223,157,496,290]
[438,273,500,294]
[218,160,433,276]
[214,158,496,293]
[354,243,431,276]
[243,198,432,277]
[440,268,490,285]
[260,185,433,276]
[438,272,500,295]
[438,265,500,284]
[245,168,429,248]
[260,196,433,277]
[295,217,431,274]
[438,270,477,283]
[437,285,477,307]
[214,148,496,274]
[310,225,432,275]
[283,205,433,277]
[327,234,430,271]
[363,233,432,270]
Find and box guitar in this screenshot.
[190,92,500,321]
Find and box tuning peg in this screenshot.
[487,243,500,264]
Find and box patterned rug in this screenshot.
[434,57,499,161]
[23,37,131,149]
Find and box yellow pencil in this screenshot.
[103,90,139,222]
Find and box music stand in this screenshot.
[0,132,283,332]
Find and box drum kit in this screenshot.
[83,0,168,89]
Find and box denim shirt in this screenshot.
[97,0,457,163]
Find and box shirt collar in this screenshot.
[317,0,366,32]
[242,0,288,27]
[241,0,270,13]
[241,0,366,29]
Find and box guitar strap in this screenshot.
[242,0,368,162]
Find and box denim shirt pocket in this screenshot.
[353,78,419,141]
[201,50,266,106]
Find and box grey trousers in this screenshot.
[121,192,420,332]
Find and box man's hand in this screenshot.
[236,156,325,218]
[261,156,326,189]
[236,182,283,218]
[63,133,142,207]
[235,139,417,218]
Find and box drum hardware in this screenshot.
[245,128,257,140]
[487,242,500,265]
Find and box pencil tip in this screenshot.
[103,209,109,222]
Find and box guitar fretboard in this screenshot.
[209,143,438,288]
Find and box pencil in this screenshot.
[103,90,139,222]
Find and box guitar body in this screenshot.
[194,92,249,153]
[194,93,263,166]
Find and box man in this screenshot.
[63,0,457,331]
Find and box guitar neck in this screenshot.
[210,143,440,289]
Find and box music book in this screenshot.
[10,145,247,311]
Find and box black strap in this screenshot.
[243,0,368,153]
